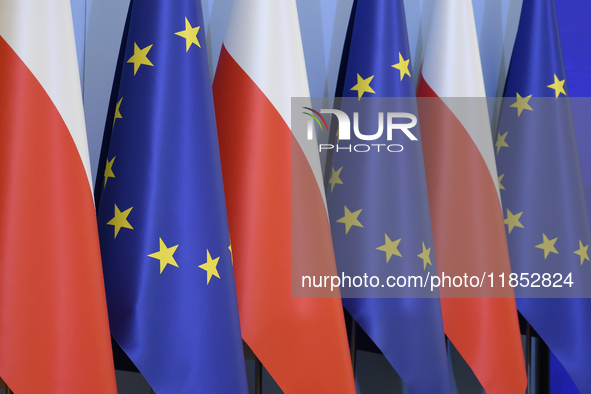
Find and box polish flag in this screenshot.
[417,0,527,392]
[0,2,117,393]
[213,0,356,392]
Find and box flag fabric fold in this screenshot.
[417,0,527,392]
[497,0,591,392]
[0,1,117,392]
[213,0,356,392]
[95,0,248,392]
[328,1,452,393]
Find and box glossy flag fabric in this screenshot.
[496,0,591,392]
[94,0,248,392]
[327,1,451,393]
[416,0,527,392]
[213,0,356,392]
[0,1,117,393]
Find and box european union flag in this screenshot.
[326,0,451,392]
[496,0,591,392]
[95,0,248,392]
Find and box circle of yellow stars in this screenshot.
[103,17,234,282]
[335,50,436,271]
[335,70,588,273]
[337,49,437,272]
[498,73,589,265]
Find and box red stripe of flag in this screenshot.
[418,76,526,393]
[214,45,355,394]
[0,37,116,393]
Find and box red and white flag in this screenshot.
[0,2,117,393]
[213,0,355,392]
[417,0,526,392]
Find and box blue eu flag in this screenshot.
[497,0,591,392]
[326,0,451,392]
[95,0,248,392]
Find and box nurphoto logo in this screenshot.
[303,106,418,153]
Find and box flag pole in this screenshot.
[1,379,11,394]
[349,319,357,372]
[255,356,263,394]
[526,322,532,394]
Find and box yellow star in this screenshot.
[228,244,233,265]
[107,204,133,238]
[175,17,201,51]
[418,242,432,270]
[495,131,509,154]
[113,97,123,129]
[127,43,154,75]
[336,206,363,234]
[535,233,558,259]
[547,74,566,98]
[148,238,179,273]
[574,240,590,265]
[504,209,524,234]
[510,92,533,116]
[498,174,505,190]
[376,234,402,262]
[350,74,375,100]
[329,167,343,192]
[104,156,116,188]
[199,250,221,284]
[391,52,411,81]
